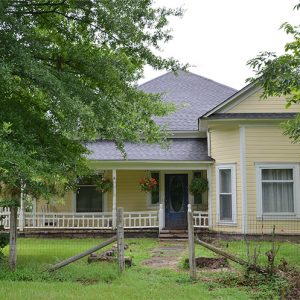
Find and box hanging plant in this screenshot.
[139,177,158,192]
[96,177,113,193]
[189,177,208,196]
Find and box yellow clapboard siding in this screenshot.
[209,126,243,233]
[245,125,300,234]
[106,170,150,212]
[228,91,300,113]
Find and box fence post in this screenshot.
[116,207,125,272]
[188,204,196,279]
[9,206,17,271]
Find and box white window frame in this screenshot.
[216,164,237,224]
[256,163,300,219]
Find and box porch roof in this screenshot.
[86,138,213,162]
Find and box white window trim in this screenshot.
[256,163,300,219]
[216,164,237,224]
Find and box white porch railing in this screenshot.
[24,212,113,229]
[193,211,209,228]
[123,211,158,228]
[0,208,209,230]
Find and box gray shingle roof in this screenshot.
[205,113,297,120]
[86,138,212,161]
[139,70,237,131]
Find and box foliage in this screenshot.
[247,3,300,142]
[0,216,9,261]
[139,177,158,192]
[95,178,113,193]
[189,177,208,196]
[78,174,112,193]
[0,0,184,205]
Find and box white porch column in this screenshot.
[19,183,25,231]
[32,198,37,227]
[112,169,117,228]
[158,203,165,232]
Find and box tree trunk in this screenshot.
[9,206,17,271]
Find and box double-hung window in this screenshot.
[216,165,236,223]
[257,164,299,217]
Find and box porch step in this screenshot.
[159,229,188,240]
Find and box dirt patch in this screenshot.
[142,241,187,269]
[184,257,229,269]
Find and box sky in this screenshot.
[140,0,300,90]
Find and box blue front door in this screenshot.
[165,174,188,229]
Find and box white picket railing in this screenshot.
[193,211,209,228]
[123,211,158,228]
[0,207,208,230]
[24,212,113,229]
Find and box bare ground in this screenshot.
[142,241,187,269]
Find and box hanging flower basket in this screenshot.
[189,177,208,196]
[96,177,113,193]
[139,177,158,192]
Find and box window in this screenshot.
[150,172,159,205]
[76,176,103,212]
[76,186,102,212]
[216,165,236,223]
[193,172,202,205]
[257,164,299,216]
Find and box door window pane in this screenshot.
[170,176,183,212]
[76,186,102,212]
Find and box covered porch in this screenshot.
[0,167,210,232]
[0,138,212,232]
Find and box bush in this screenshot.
[189,177,208,196]
[0,232,9,261]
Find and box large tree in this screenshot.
[247,3,300,142]
[0,0,183,269]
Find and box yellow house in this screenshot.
[2,71,299,236]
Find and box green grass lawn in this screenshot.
[0,237,299,300]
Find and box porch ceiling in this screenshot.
[85,138,213,162]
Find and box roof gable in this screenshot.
[201,83,300,119]
[139,70,236,131]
